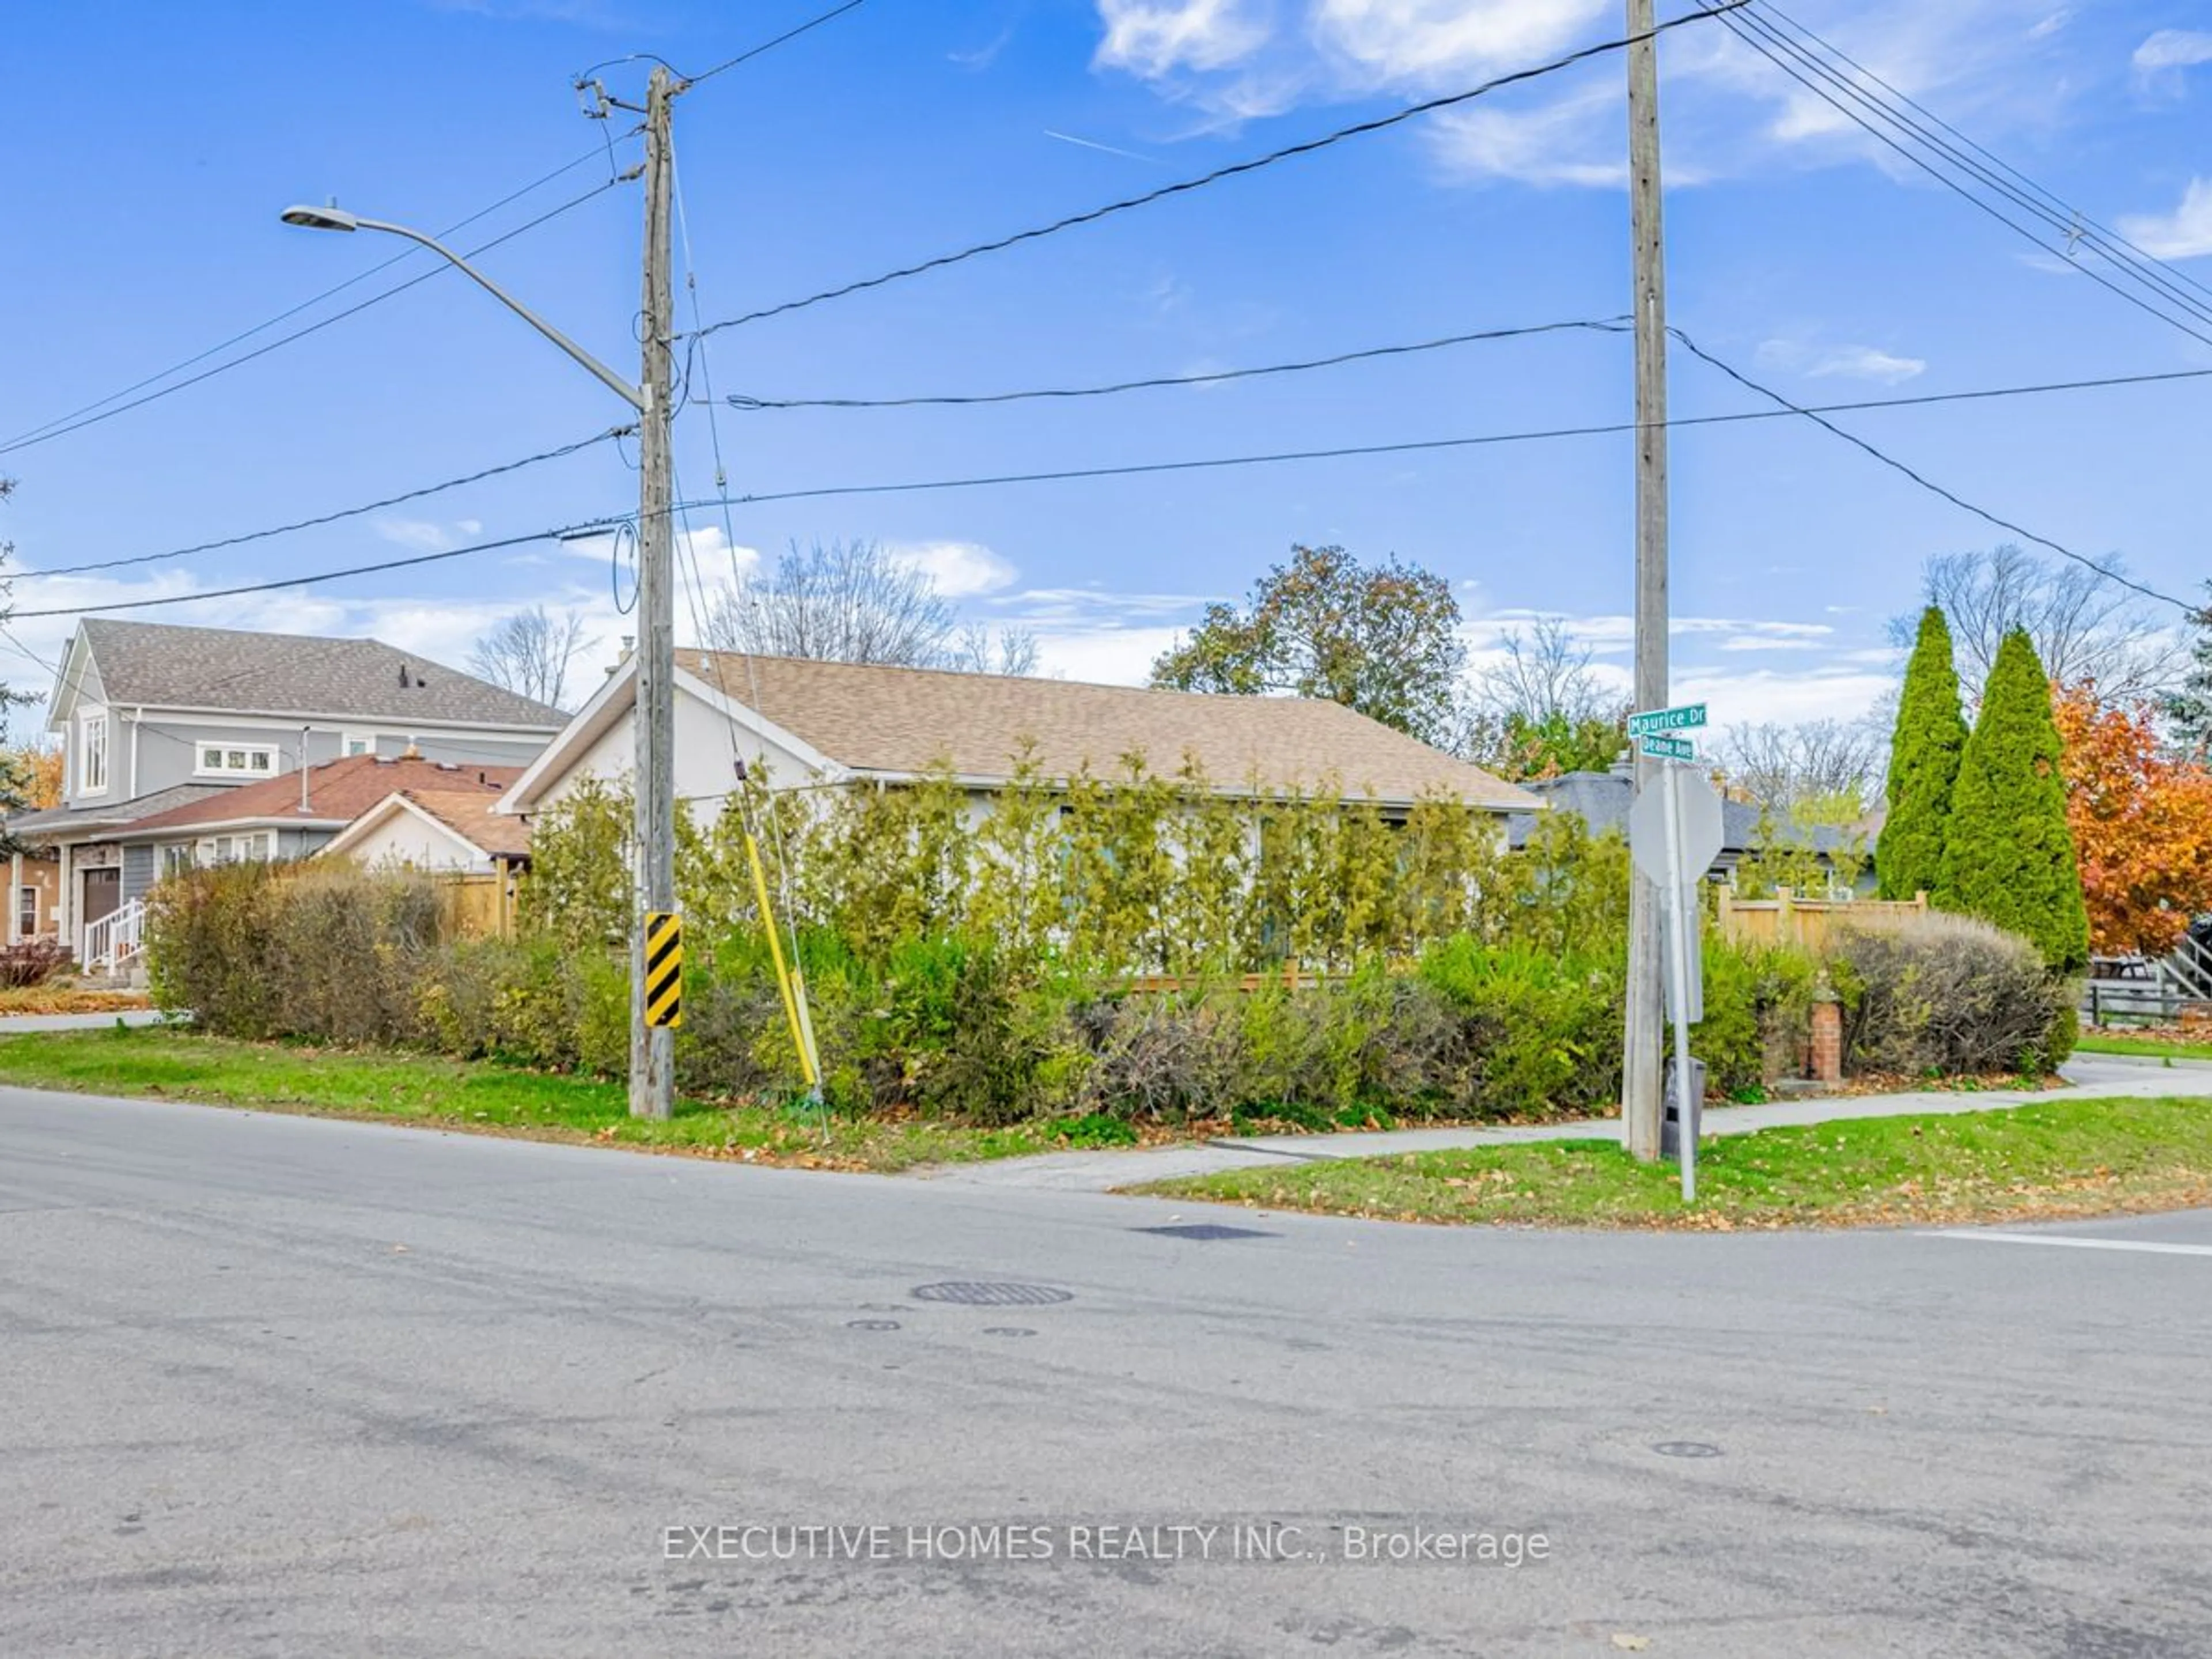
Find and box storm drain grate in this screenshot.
[1135,1224,1278,1241]
[911,1282,1073,1307]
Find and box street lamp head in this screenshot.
[281,204,360,232]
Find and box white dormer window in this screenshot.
[197,744,278,778]
[78,710,109,794]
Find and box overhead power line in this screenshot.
[0,147,637,457]
[6,528,571,622]
[721,319,1630,410]
[668,359,2212,511]
[1753,1,2212,314]
[1719,5,2212,349]
[18,428,628,580]
[685,1,1751,340]
[687,0,873,83]
[1665,327,2197,614]
[14,352,2206,624]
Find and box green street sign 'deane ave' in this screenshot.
[1627,703,1707,736]
[1638,733,1697,762]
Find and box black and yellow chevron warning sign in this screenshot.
[645,911,683,1028]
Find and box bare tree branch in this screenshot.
[1892,544,2186,705]
[704,539,962,667]
[468,605,588,711]
[1714,718,1887,818]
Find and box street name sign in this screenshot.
[1638,733,1697,762]
[1627,702,1706,737]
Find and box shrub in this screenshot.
[1419,940,1623,1120]
[1695,941,1821,1099]
[1829,912,2071,1076]
[0,938,70,989]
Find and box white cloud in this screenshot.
[2133,28,2212,74]
[1310,0,1609,88]
[1094,0,1272,77]
[1680,666,1895,734]
[887,540,1019,599]
[2118,178,2212,260]
[374,518,457,552]
[1427,83,1626,188]
[1098,0,2071,190]
[1756,338,1926,385]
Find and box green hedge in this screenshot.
[142,770,2074,1127]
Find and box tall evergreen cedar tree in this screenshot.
[1936,628,2089,973]
[1880,607,1968,900]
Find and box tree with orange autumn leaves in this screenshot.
[2053,684,2212,956]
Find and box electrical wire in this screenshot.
[1718,7,2212,349]
[6,528,573,622]
[0,145,638,456]
[1729,5,2212,332]
[1753,1,2212,313]
[685,0,874,84]
[684,1,1751,339]
[18,428,630,580]
[662,357,2212,513]
[0,176,632,459]
[668,132,821,1100]
[1664,327,2196,614]
[13,351,2205,626]
[720,319,1630,410]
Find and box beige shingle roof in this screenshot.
[675,650,1536,810]
[402,789,534,858]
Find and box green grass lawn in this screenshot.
[2074,1033,2212,1062]
[0,1024,1086,1172]
[1137,1096,2212,1229]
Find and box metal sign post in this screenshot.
[1661,765,1698,1202]
[1627,706,1722,1203]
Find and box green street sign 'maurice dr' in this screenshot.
[1626,702,1707,736]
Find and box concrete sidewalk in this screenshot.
[0,1008,169,1034]
[924,1051,2212,1192]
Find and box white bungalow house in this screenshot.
[497,649,1538,828]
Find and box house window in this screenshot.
[197,744,278,778]
[14,887,34,938]
[341,733,381,758]
[160,844,196,880]
[196,832,275,866]
[78,710,109,794]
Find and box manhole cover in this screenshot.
[983,1327,1035,1338]
[1135,1223,1278,1241]
[1652,1441,1722,1459]
[847,1319,902,1331]
[911,1283,1073,1307]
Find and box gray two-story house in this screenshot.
[5,619,566,963]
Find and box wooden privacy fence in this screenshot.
[439,868,524,941]
[1717,886,1927,951]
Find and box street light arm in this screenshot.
[349,216,646,412]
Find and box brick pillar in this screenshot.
[1810,997,1843,1085]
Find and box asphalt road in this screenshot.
[3,1085,2209,1658]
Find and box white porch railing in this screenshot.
[82,897,147,972]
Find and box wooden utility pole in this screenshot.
[630,65,677,1120]
[1622,0,1670,1161]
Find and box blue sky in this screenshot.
[2,0,2209,741]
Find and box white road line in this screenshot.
[1921,1229,2212,1257]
